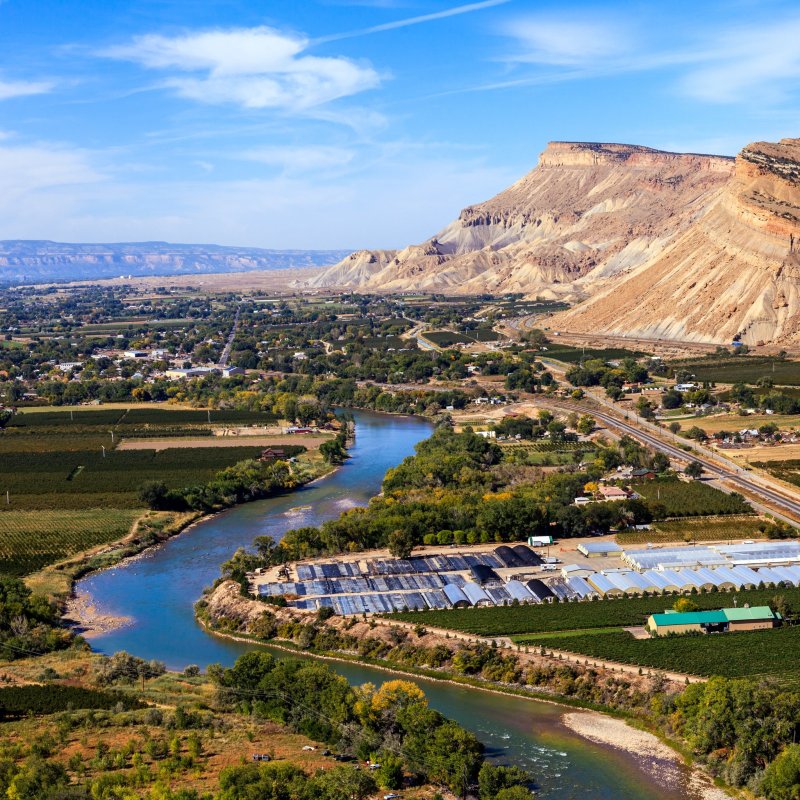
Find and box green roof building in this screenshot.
[647,606,779,636]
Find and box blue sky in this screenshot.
[1,0,799,249]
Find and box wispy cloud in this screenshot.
[679,17,800,103]
[0,77,54,101]
[239,145,355,174]
[101,26,382,111]
[486,11,800,107]
[316,0,509,43]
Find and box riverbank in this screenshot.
[33,455,339,612]
[562,712,735,800]
[200,614,737,800]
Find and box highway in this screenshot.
[544,398,800,521]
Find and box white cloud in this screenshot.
[239,145,355,174]
[679,18,800,104]
[502,16,630,67]
[102,27,381,110]
[0,77,54,101]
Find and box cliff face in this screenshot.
[307,141,735,300]
[552,138,800,345]
[311,137,800,345]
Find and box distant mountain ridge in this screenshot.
[307,138,800,345]
[0,240,350,284]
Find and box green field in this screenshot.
[511,626,800,684]
[0,509,141,575]
[753,460,800,488]
[539,344,647,364]
[500,441,596,466]
[422,331,473,347]
[386,587,800,636]
[616,515,766,544]
[670,357,800,386]
[629,478,753,517]
[0,445,273,510]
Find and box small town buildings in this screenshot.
[123,350,148,358]
[646,606,779,636]
[220,366,244,377]
[260,447,287,461]
[165,367,215,379]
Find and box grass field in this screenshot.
[629,478,753,517]
[386,587,800,636]
[696,413,800,433]
[669,357,800,386]
[511,626,800,684]
[538,344,647,364]
[752,460,800,489]
[616,516,767,544]
[0,509,141,576]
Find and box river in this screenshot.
[78,410,705,799]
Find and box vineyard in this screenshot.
[0,509,141,575]
[385,587,800,636]
[629,478,753,517]
[668,356,800,386]
[0,685,146,719]
[616,516,766,544]
[0,445,268,510]
[422,331,473,347]
[500,440,596,466]
[538,344,647,364]
[511,626,800,683]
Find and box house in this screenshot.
[221,366,244,377]
[598,486,630,501]
[630,468,656,480]
[646,606,779,636]
[123,350,148,359]
[56,361,83,371]
[476,430,496,439]
[260,447,287,461]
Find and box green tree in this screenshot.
[388,528,415,559]
[760,744,800,800]
[685,461,704,479]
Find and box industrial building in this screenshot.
[647,606,779,636]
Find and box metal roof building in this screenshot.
[587,573,623,596]
[755,567,783,585]
[642,570,679,592]
[525,579,554,602]
[566,576,599,599]
[578,541,624,558]
[462,582,492,606]
[506,580,534,602]
[729,565,761,587]
[443,583,471,608]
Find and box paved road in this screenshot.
[218,306,241,367]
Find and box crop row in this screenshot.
[668,357,800,386]
[385,587,800,636]
[0,509,141,576]
[6,407,276,428]
[616,516,766,544]
[630,478,752,517]
[0,446,267,508]
[512,626,800,681]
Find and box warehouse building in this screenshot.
[578,542,624,558]
[647,606,779,636]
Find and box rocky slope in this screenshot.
[0,241,349,284]
[309,137,800,345]
[552,138,800,345]
[307,142,735,299]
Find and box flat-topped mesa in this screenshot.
[538,141,735,173]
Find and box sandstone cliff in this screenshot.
[307,141,735,300]
[551,138,800,345]
[310,137,800,345]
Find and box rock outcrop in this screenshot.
[307,141,735,300]
[310,137,800,345]
[552,138,800,345]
